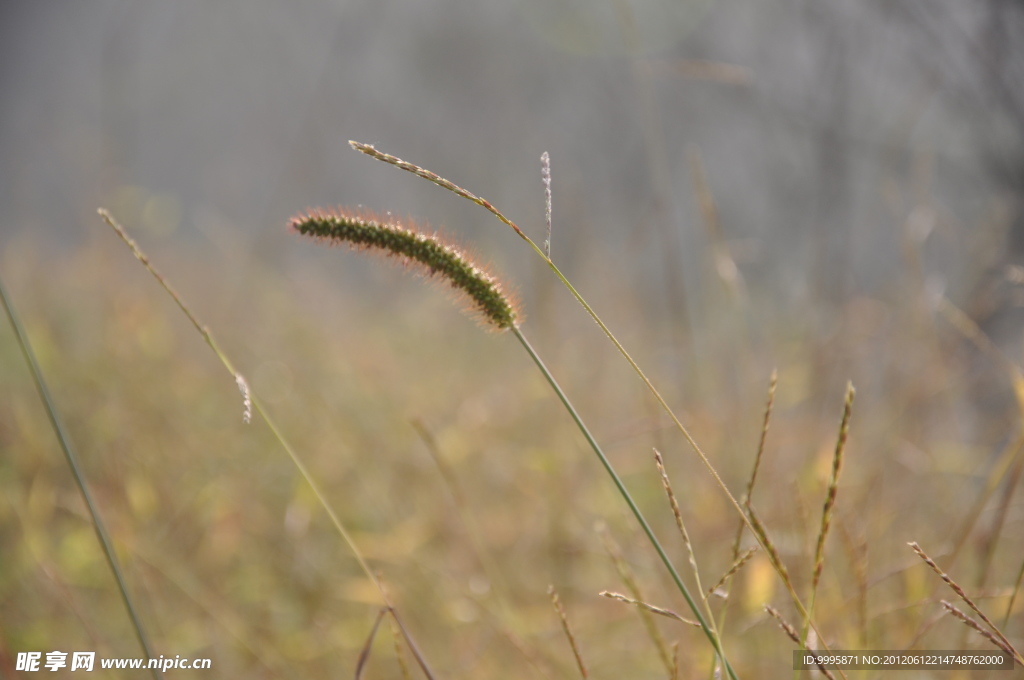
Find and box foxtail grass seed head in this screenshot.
[289,208,520,331]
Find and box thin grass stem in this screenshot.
[0,274,159,680]
[836,518,868,647]
[654,448,716,630]
[940,601,1016,658]
[803,383,854,645]
[388,614,414,680]
[355,607,388,680]
[99,209,436,680]
[600,591,700,627]
[598,526,675,673]
[909,541,1022,664]
[717,372,775,644]
[351,141,837,656]
[707,547,758,599]
[976,445,1024,593]
[548,586,589,679]
[512,326,738,680]
[764,606,836,680]
[1005,556,1024,629]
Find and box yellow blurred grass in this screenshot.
[1,224,1022,677]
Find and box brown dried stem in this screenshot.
[940,601,1016,658]
[549,586,589,679]
[764,605,836,680]
[598,527,674,673]
[804,383,855,643]
[600,591,700,627]
[909,542,1021,664]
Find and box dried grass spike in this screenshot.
[940,601,1016,658]
[708,546,759,598]
[597,525,674,673]
[349,142,528,241]
[289,207,520,331]
[235,373,252,424]
[803,382,854,645]
[909,542,1021,662]
[764,606,836,680]
[653,449,708,603]
[746,505,789,584]
[541,151,552,259]
[549,585,588,679]
[599,591,700,627]
[813,382,854,590]
[746,369,777,508]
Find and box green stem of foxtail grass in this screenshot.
[349,142,836,654]
[511,326,737,680]
[351,139,856,669]
[0,273,160,680]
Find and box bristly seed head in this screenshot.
[289,207,520,331]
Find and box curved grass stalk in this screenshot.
[349,142,839,656]
[513,326,737,680]
[98,209,437,680]
[349,143,740,511]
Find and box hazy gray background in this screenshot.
[2,0,1023,347]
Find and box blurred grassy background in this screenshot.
[2,1,1023,678]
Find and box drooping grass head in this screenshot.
[289,207,520,331]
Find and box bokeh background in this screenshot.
[2,1,1023,677]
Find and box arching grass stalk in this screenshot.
[0,273,160,680]
[348,141,837,652]
[98,210,437,680]
[289,208,739,680]
[346,144,735,500]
